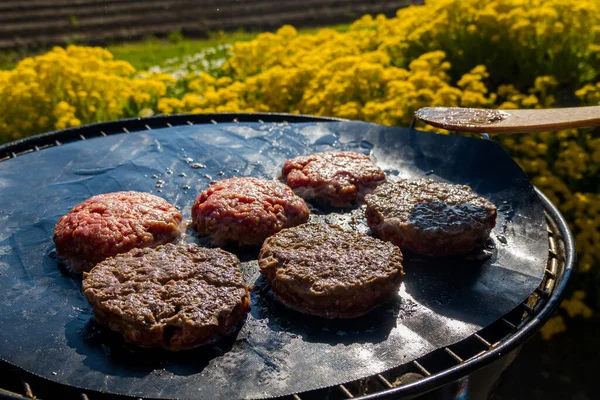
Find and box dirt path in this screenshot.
[0,0,420,50]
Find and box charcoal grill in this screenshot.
[0,113,574,400]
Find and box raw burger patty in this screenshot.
[83,243,250,351]
[281,151,386,207]
[53,191,182,273]
[191,177,310,246]
[259,223,404,318]
[365,179,497,257]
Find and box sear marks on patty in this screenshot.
[365,179,497,257]
[53,191,182,273]
[83,243,250,351]
[191,177,309,247]
[259,223,404,319]
[281,151,386,207]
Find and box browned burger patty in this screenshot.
[53,191,182,273]
[191,177,310,246]
[259,223,404,319]
[365,179,497,257]
[83,243,250,351]
[281,151,386,207]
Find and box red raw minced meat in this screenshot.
[191,177,310,246]
[53,191,182,273]
[282,151,386,207]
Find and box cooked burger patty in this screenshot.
[365,179,497,257]
[259,223,404,318]
[53,191,182,273]
[281,151,386,207]
[83,243,250,351]
[191,177,310,246]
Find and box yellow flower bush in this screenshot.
[0,46,170,142]
[157,39,497,126]
[540,315,567,340]
[1,0,599,337]
[378,0,600,89]
[542,290,594,339]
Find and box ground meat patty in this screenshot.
[53,191,182,273]
[191,177,310,246]
[83,243,250,351]
[365,179,497,257]
[281,151,386,207]
[259,223,404,318]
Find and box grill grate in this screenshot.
[0,114,573,400]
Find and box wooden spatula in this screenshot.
[414,106,600,134]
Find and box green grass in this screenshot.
[0,49,31,70]
[0,31,257,71]
[0,32,243,71]
[105,24,350,71]
[0,24,349,72]
[106,31,257,71]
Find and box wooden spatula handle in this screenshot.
[415,106,600,134]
